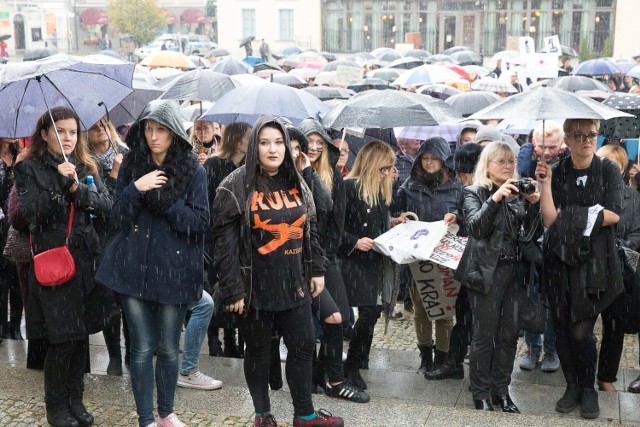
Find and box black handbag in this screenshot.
[607,242,640,334]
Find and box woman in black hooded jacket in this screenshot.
[211,115,343,427]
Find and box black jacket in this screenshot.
[454,184,540,295]
[617,186,640,250]
[14,153,114,343]
[339,178,391,306]
[211,116,327,307]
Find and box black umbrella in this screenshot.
[600,93,640,139]
[319,60,361,73]
[419,84,461,101]
[0,34,11,41]
[253,62,283,73]
[320,51,337,62]
[449,50,482,66]
[442,46,474,55]
[445,90,502,117]
[239,36,255,48]
[322,89,463,129]
[404,49,432,60]
[424,54,458,64]
[347,52,375,66]
[23,47,58,61]
[347,78,390,93]
[388,57,424,70]
[303,86,354,101]
[546,75,612,93]
[376,51,402,63]
[270,73,308,89]
[95,49,121,60]
[109,81,164,127]
[157,68,237,102]
[209,48,230,57]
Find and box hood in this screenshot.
[126,100,191,157]
[444,142,483,173]
[298,118,340,168]
[287,126,309,154]
[245,115,300,194]
[410,136,451,178]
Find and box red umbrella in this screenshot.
[443,63,471,81]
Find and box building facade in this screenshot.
[0,0,212,55]
[323,0,618,56]
[216,0,322,58]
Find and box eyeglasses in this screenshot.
[340,148,349,154]
[490,159,515,166]
[570,133,599,143]
[379,166,394,174]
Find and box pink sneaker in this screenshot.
[158,413,189,427]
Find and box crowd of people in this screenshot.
[1,90,640,427]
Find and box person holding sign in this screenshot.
[536,119,624,419]
[455,141,541,413]
[392,137,464,376]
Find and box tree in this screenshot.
[107,0,166,47]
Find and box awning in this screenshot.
[79,8,110,26]
[180,8,207,24]
[162,9,177,25]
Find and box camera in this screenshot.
[512,178,536,195]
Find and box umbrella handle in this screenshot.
[36,77,68,163]
[98,102,119,155]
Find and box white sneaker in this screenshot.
[177,370,223,390]
[157,413,188,427]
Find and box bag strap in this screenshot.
[30,203,75,256]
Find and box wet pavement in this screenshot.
[1,316,640,426]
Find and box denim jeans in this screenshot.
[524,281,556,357]
[120,295,188,427]
[181,290,214,375]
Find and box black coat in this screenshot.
[454,184,540,295]
[14,154,114,343]
[339,179,390,306]
[617,186,640,250]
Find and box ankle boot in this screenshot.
[416,344,433,375]
[9,317,24,340]
[424,358,464,380]
[434,349,448,368]
[69,398,94,426]
[47,405,80,427]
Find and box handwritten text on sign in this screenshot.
[411,261,461,320]
[428,232,467,270]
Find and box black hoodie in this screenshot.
[211,115,327,308]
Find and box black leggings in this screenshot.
[550,295,598,389]
[44,339,88,409]
[237,303,315,417]
[597,307,625,383]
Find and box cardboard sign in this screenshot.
[428,232,467,270]
[543,35,561,56]
[411,261,461,320]
[519,36,535,55]
[334,65,363,87]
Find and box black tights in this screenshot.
[44,339,88,409]
[551,297,598,389]
[238,303,316,417]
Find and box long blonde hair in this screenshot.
[312,136,334,193]
[346,140,395,207]
[87,117,124,150]
[473,141,518,189]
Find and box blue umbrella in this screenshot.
[199,82,328,125]
[211,58,252,75]
[0,53,134,140]
[573,59,622,76]
[282,46,304,56]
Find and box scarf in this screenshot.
[95,145,116,173]
[121,149,198,216]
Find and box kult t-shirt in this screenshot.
[250,174,308,310]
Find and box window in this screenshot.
[279,9,294,40]
[242,9,255,39]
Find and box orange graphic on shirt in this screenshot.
[252,213,306,255]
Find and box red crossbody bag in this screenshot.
[31,203,77,287]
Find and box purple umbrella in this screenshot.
[573,59,622,76]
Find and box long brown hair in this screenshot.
[215,122,251,160]
[27,107,99,176]
[345,140,395,207]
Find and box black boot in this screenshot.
[9,317,24,340]
[69,398,94,426]
[343,363,367,390]
[416,345,433,375]
[424,358,464,380]
[433,349,448,368]
[47,406,80,427]
[0,321,8,339]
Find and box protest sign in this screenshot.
[410,260,461,320]
[519,36,535,55]
[543,35,561,56]
[334,65,363,87]
[373,220,452,264]
[525,53,559,80]
[428,231,467,270]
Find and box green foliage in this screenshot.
[107,0,166,47]
[578,38,597,62]
[601,37,613,57]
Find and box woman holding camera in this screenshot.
[455,141,541,413]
